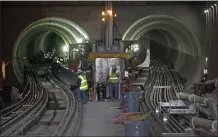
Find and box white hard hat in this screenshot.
[77,69,83,74]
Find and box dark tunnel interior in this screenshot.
[148,29,178,65]
[122,15,203,84]
[26,31,65,65]
[12,17,91,83]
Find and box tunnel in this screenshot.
[122,15,204,84]
[12,17,90,83]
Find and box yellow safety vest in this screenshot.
[78,75,88,90]
[109,71,119,83]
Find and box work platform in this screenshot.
[78,101,121,136]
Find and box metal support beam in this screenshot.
[159,100,187,107]
[168,108,196,114]
[153,86,171,88]
[105,1,113,47]
[162,133,197,137]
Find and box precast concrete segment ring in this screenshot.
[12,17,90,83]
[124,20,195,56]
[123,14,201,57]
[122,14,203,84]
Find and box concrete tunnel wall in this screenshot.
[1,3,207,86]
[0,2,2,85]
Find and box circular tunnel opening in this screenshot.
[140,29,179,65]
[12,17,90,83]
[123,15,204,84]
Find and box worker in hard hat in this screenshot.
[107,65,120,100]
[76,69,89,105]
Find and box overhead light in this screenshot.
[102,18,105,22]
[155,107,159,114]
[206,57,208,62]
[77,38,83,43]
[124,71,128,77]
[62,45,68,52]
[204,69,208,74]
[163,113,168,124]
[114,14,117,17]
[215,4,217,6]
[204,10,209,13]
[107,10,113,16]
[102,11,105,16]
[163,116,168,122]
[73,48,79,52]
[211,6,214,8]
[132,43,139,48]
[133,47,139,52]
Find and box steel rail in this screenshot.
[1,70,47,136]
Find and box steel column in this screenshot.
[105,1,113,47]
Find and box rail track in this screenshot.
[46,72,82,136]
[139,56,193,135]
[0,69,82,136]
[0,71,46,136]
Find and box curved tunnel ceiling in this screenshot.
[12,17,90,83]
[122,15,204,84]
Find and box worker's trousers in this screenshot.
[109,83,119,100]
[77,88,87,105]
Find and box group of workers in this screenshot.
[76,64,131,105]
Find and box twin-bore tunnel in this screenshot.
[12,15,203,84]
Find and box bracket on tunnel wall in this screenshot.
[122,40,150,69]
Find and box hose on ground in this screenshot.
[112,112,152,125]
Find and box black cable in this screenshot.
[47,92,57,126]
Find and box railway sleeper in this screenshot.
[11,111,24,114]
[1,116,11,120]
[22,105,32,107]
[38,121,60,125]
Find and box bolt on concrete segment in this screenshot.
[78,101,121,136]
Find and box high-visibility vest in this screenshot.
[78,75,88,90]
[115,60,120,66]
[108,71,119,83]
